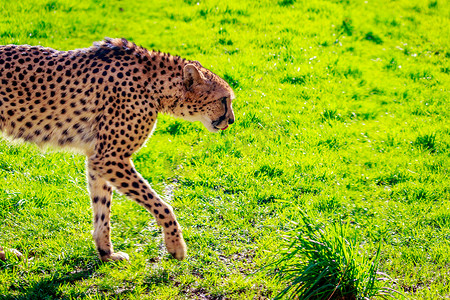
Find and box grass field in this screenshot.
[0,0,449,298]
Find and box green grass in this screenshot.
[0,0,449,299]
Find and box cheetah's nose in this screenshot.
[228,118,234,125]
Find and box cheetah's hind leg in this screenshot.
[88,155,187,260]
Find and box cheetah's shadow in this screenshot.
[1,260,100,300]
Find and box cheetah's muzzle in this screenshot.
[211,97,235,130]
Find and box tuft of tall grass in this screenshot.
[413,133,437,153]
[266,211,399,300]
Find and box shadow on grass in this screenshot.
[2,262,100,300]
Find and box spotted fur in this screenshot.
[0,38,235,261]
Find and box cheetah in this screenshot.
[0,38,235,262]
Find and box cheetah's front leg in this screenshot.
[88,156,187,260]
[87,166,129,262]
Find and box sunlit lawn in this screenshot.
[0,0,449,298]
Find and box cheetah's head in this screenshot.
[179,62,235,133]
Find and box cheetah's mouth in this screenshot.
[201,118,222,133]
[209,97,230,132]
[211,113,229,131]
[201,100,233,132]
[211,116,229,131]
[212,124,228,131]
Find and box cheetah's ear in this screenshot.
[183,64,204,90]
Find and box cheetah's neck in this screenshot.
[94,38,189,117]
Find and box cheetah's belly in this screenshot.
[0,105,98,153]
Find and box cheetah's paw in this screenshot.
[101,251,130,262]
[164,232,187,260]
[0,247,23,262]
